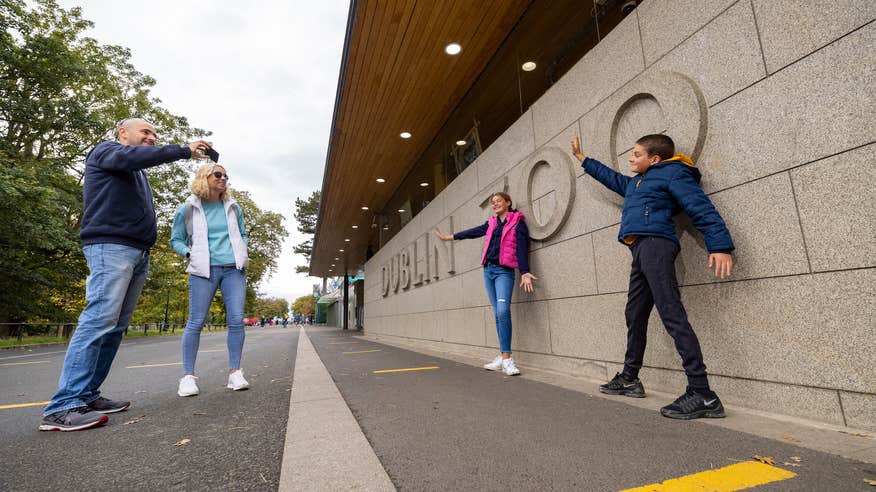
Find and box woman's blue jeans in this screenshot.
[182,266,246,374]
[483,264,515,353]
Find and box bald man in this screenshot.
[40,118,211,431]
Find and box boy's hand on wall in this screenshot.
[433,229,453,241]
[708,253,733,279]
[570,133,586,162]
[520,272,538,293]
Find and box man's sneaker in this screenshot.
[484,355,504,371]
[501,358,520,376]
[178,375,199,397]
[227,369,250,391]
[599,372,646,398]
[87,396,131,414]
[39,406,108,432]
[660,390,726,420]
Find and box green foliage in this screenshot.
[0,0,208,323]
[249,297,289,318]
[293,190,320,274]
[292,295,316,317]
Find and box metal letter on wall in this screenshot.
[518,147,577,241]
[428,216,455,281]
[411,236,425,286]
[399,249,411,290]
[381,264,390,297]
[390,254,400,293]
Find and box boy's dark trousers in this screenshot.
[623,236,710,390]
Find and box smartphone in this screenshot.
[204,147,219,163]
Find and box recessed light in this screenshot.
[376,178,386,183]
[351,225,358,229]
[521,61,537,71]
[334,257,339,260]
[399,132,412,139]
[382,226,389,230]
[339,249,344,252]
[361,206,369,210]
[344,238,350,242]
[398,209,405,213]
[331,264,335,267]
[456,140,466,146]
[419,182,429,187]
[445,43,462,55]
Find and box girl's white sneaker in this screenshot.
[484,355,504,371]
[501,358,520,376]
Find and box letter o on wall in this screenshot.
[518,146,577,241]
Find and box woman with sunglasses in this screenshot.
[171,163,249,396]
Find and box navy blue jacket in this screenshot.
[80,141,191,250]
[581,157,734,253]
[453,212,531,274]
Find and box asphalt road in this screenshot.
[307,328,875,492]
[0,326,298,491]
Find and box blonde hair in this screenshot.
[190,163,231,201]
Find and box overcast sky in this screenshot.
[61,1,350,302]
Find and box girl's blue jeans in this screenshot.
[483,263,515,353]
[182,265,246,374]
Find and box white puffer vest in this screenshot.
[184,195,249,279]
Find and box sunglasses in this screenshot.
[211,172,229,179]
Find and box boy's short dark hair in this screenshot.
[636,134,675,160]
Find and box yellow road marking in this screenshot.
[373,366,439,374]
[328,342,360,345]
[0,360,50,367]
[0,401,50,410]
[343,349,383,355]
[0,350,66,361]
[620,461,796,492]
[199,349,224,353]
[126,362,182,369]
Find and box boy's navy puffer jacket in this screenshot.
[581,155,734,253]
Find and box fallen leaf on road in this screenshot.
[192,412,207,416]
[173,439,191,447]
[782,434,799,443]
[17,393,26,397]
[123,415,146,425]
[260,473,267,483]
[754,455,776,465]
[790,456,802,462]
[864,478,876,486]
[840,431,874,439]
[783,462,801,467]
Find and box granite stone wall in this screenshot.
[363,0,876,430]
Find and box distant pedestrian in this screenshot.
[40,118,211,431]
[434,192,537,376]
[171,163,250,397]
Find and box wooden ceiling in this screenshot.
[311,0,532,277]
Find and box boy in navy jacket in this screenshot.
[571,132,733,420]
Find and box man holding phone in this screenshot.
[40,118,212,431]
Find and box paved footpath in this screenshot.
[304,326,875,491]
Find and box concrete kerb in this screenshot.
[279,327,395,491]
[362,332,876,465]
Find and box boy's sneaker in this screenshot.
[39,406,108,432]
[87,396,131,414]
[484,355,504,371]
[227,370,250,391]
[501,358,520,376]
[178,375,199,397]
[599,372,646,398]
[660,390,726,420]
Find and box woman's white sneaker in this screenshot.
[178,375,199,397]
[501,358,520,376]
[484,355,503,371]
[227,369,250,391]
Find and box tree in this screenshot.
[293,190,320,274]
[0,0,208,323]
[292,295,316,317]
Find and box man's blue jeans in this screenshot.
[483,263,516,353]
[44,243,150,416]
[181,266,246,375]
